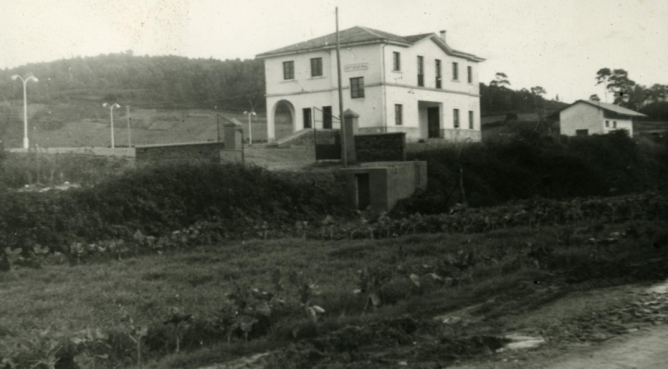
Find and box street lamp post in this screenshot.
[103,103,121,148]
[11,74,38,149]
[243,110,257,145]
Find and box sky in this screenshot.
[2,0,667,103]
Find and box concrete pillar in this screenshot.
[343,109,358,165]
[267,100,276,143]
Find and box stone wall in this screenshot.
[288,129,341,146]
[135,142,226,164]
[354,132,406,162]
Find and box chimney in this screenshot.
[439,30,446,43]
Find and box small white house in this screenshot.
[256,26,485,143]
[558,100,646,137]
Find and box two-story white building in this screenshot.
[256,26,485,143]
[557,100,646,137]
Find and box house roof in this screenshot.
[256,26,485,62]
[558,100,647,118]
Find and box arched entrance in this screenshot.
[268,99,295,142]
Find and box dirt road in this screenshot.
[540,326,668,369]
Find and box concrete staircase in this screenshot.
[274,129,313,146]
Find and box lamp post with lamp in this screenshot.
[243,108,257,145]
[103,103,121,148]
[11,74,38,149]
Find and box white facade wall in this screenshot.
[603,118,633,137]
[560,102,635,137]
[560,103,604,136]
[263,37,482,142]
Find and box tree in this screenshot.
[490,72,511,88]
[595,68,638,108]
[647,84,668,104]
[589,94,601,102]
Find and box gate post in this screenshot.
[343,109,358,165]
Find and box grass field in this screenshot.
[1,212,666,368]
[1,101,293,148]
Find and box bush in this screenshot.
[0,162,351,253]
[401,130,667,214]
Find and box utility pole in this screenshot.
[217,115,220,142]
[336,7,347,167]
[126,105,132,147]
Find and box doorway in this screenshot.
[303,108,312,129]
[356,173,371,210]
[427,107,440,138]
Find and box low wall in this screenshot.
[355,132,406,162]
[135,142,226,164]
[8,147,136,157]
[358,126,421,141]
[440,129,482,142]
[290,129,340,146]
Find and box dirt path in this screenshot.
[539,326,668,369]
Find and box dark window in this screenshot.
[283,61,294,80]
[323,106,333,129]
[350,77,365,98]
[605,120,609,127]
[310,58,323,77]
[395,104,403,126]
[468,111,474,129]
[303,108,312,128]
[454,109,460,128]
[393,52,401,71]
[576,129,589,137]
[417,56,424,87]
[452,62,459,80]
[613,121,617,128]
[467,66,472,83]
[435,59,442,88]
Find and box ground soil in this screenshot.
[449,279,668,369]
[199,278,668,369]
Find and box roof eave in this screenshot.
[427,35,485,62]
[256,39,411,59]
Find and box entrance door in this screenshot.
[356,173,371,210]
[303,108,312,129]
[427,107,440,138]
[322,106,333,129]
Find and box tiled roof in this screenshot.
[402,33,433,43]
[572,100,647,117]
[256,26,484,62]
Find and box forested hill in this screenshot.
[0,52,266,111]
[479,83,567,118]
[0,52,565,115]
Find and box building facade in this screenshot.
[256,26,485,143]
[558,100,646,137]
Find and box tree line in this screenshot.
[0,51,266,111]
[590,68,668,121]
[2,53,665,121]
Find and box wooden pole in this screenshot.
[336,7,347,167]
[126,105,132,147]
[217,114,220,142]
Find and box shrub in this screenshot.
[402,130,667,214]
[0,162,351,254]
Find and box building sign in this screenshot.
[344,63,368,72]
